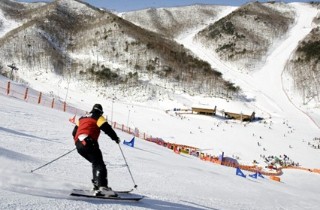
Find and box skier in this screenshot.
[72,104,120,196]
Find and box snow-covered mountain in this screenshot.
[120,4,234,39]
[0,1,320,209]
[1,1,318,108]
[0,0,238,101]
[121,2,320,106]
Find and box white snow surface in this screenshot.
[0,10,21,38]
[0,2,320,210]
[1,92,320,210]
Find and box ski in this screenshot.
[114,189,134,194]
[70,189,143,201]
[74,188,134,194]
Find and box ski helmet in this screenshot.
[90,104,103,114]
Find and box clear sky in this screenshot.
[17,0,313,12]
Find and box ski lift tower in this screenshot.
[7,63,19,80]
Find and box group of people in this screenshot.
[262,154,299,169]
[308,137,320,149]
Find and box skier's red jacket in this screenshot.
[73,114,118,143]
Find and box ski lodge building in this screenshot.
[191,106,217,116]
[191,106,256,122]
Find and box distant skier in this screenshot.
[72,104,120,196]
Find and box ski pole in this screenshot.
[118,144,138,189]
[30,148,76,173]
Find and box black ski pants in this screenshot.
[75,138,108,188]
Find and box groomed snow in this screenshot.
[0,2,320,210]
[1,93,320,210]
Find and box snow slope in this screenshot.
[176,3,320,157]
[1,2,320,210]
[0,9,21,37]
[178,3,319,127]
[1,92,320,210]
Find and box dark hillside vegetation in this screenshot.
[286,27,320,104]
[0,0,239,99]
[196,2,295,70]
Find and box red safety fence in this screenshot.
[112,121,152,141]
[282,166,320,174]
[3,79,318,177]
[1,80,86,115]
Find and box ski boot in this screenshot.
[91,179,99,191]
[94,186,118,197]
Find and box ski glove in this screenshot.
[114,137,120,144]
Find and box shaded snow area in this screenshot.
[1,2,320,210]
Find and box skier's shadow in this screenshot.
[82,196,219,210]
[0,146,38,162]
[0,126,61,143]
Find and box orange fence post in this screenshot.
[7,81,10,95]
[51,98,55,108]
[270,176,281,182]
[24,88,29,100]
[63,102,67,112]
[313,169,320,174]
[38,92,42,104]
